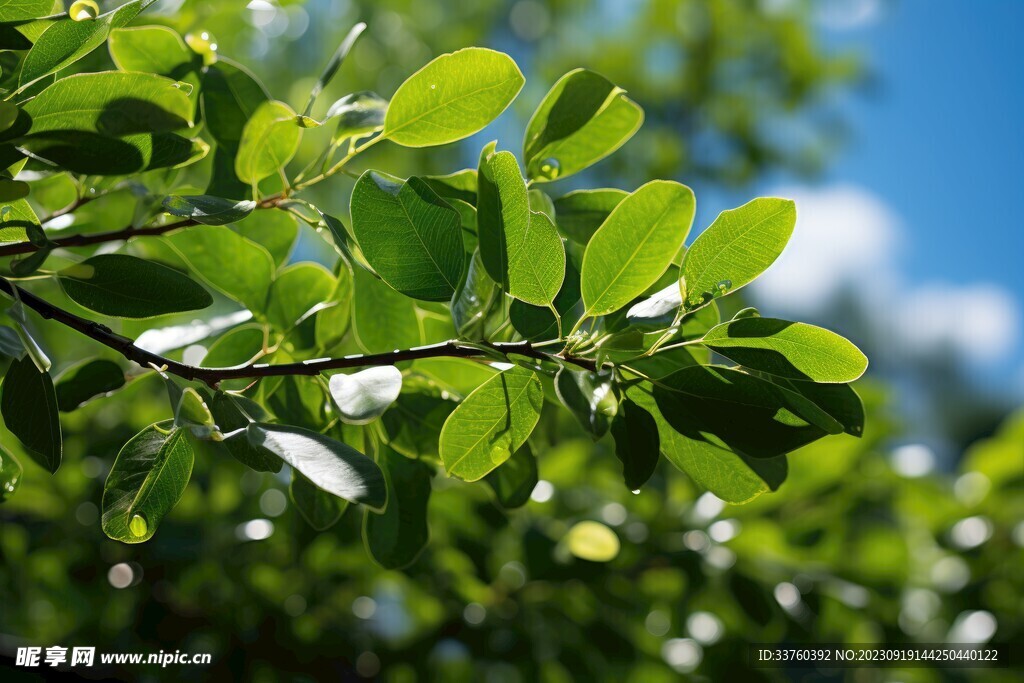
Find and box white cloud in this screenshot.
[751,183,1021,367]
[753,184,899,313]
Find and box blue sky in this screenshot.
[735,0,1024,394]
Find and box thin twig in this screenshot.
[0,277,597,388]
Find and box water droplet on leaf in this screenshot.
[185,31,219,65]
[129,513,148,537]
[70,0,99,21]
[538,158,561,180]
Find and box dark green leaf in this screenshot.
[610,399,659,490]
[485,444,537,509]
[364,445,432,569]
[555,367,617,438]
[772,379,866,438]
[350,171,464,301]
[552,190,629,245]
[0,356,60,473]
[421,168,477,205]
[652,365,841,459]
[55,358,124,412]
[209,393,281,473]
[290,469,347,530]
[201,58,269,147]
[451,249,500,337]
[58,254,213,318]
[101,421,193,543]
[246,423,386,510]
[383,47,524,147]
[524,69,643,182]
[509,256,582,342]
[381,376,457,459]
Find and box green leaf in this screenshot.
[652,365,841,460]
[314,261,354,352]
[555,367,617,438]
[246,423,386,510]
[383,47,524,147]
[702,317,868,383]
[101,421,193,543]
[266,262,336,330]
[232,208,298,267]
[19,0,153,88]
[0,0,54,22]
[475,141,508,285]
[290,469,346,530]
[627,383,785,503]
[485,444,537,509]
[510,257,582,342]
[610,399,659,491]
[0,356,61,473]
[303,21,365,116]
[0,198,40,245]
[201,58,269,147]
[511,209,565,307]
[201,323,265,391]
[18,130,207,176]
[439,366,543,481]
[364,445,432,569]
[580,181,696,317]
[58,254,212,319]
[328,366,403,425]
[770,379,865,438]
[166,226,274,314]
[327,91,387,144]
[235,100,301,185]
[108,26,195,78]
[681,198,796,310]
[421,168,477,205]
[0,179,29,202]
[0,443,22,503]
[524,69,643,182]
[55,358,124,412]
[352,266,422,353]
[451,249,501,337]
[209,393,281,473]
[350,171,464,301]
[162,195,255,225]
[0,326,24,358]
[381,377,457,459]
[20,71,192,136]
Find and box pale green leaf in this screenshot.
[702,317,868,383]
[351,266,422,353]
[235,100,301,185]
[266,262,336,331]
[524,69,643,182]
[328,366,403,425]
[681,197,796,310]
[439,366,543,481]
[581,180,695,316]
[166,226,274,314]
[383,47,524,147]
[108,25,195,78]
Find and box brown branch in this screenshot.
[0,277,596,387]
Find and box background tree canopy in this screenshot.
[0,1,1020,681]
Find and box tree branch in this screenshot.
[0,277,596,387]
